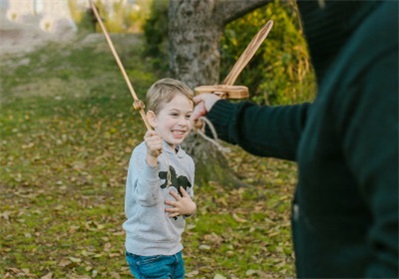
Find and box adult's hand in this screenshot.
[190,93,221,122]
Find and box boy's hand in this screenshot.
[165,187,196,218]
[144,130,162,166]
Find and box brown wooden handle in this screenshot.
[194,85,249,99]
[194,20,273,100]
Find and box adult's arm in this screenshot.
[205,100,310,161]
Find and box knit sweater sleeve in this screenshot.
[206,100,309,161]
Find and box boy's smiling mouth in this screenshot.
[172,129,186,138]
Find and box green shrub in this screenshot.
[221,0,316,105]
[143,0,316,105]
[142,0,169,72]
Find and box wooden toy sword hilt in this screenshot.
[194,20,273,100]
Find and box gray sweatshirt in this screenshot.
[123,141,195,256]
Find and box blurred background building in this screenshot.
[0,0,140,33]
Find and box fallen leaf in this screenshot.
[41,272,53,279]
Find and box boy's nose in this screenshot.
[178,116,189,126]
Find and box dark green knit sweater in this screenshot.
[206,1,398,277]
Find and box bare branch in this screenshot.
[215,0,272,25]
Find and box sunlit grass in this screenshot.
[0,35,296,278]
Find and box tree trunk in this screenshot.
[168,0,270,187]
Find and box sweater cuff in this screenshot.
[205,99,237,143]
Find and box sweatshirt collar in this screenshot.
[162,140,186,158]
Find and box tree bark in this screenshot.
[168,0,270,187]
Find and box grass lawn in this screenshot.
[0,34,296,279]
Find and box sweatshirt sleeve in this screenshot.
[129,145,161,207]
[206,100,310,161]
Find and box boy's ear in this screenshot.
[146,110,157,128]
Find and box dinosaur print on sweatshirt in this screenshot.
[159,165,192,197]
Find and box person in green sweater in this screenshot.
[191,0,398,278]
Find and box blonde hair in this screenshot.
[146,78,194,114]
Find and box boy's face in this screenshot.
[148,94,193,149]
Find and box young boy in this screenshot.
[123,78,196,278]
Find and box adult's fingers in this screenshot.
[190,101,207,122]
[193,93,220,111]
[193,95,205,103]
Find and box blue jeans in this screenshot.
[126,251,185,279]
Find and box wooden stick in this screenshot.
[89,0,152,131]
[223,20,273,86]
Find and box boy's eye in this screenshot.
[185,114,192,120]
[170,113,179,117]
